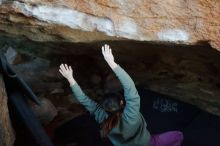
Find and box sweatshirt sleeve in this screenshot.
[70,83,108,123]
[112,65,140,123]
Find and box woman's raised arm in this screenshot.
[102,45,140,123]
[59,64,107,123]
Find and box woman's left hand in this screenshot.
[59,64,76,85]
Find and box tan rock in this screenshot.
[0,0,219,50]
[0,73,15,146]
[30,97,58,125]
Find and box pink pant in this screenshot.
[149,131,183,146]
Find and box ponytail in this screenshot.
[100,112,121,137]
[100,92,124,137]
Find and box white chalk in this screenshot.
[157,29,189,41]
[13,2,115,36]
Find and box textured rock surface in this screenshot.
[0,0,219,50]
[0,73,15,146]
[3,41,220,116]
[30,98,58,126]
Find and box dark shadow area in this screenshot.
[138,87,220,146]
[54,114,113,146]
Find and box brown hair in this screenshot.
[100,92,124,137]
[100,111,122,137]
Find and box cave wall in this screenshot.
[0,72,15,146]
[0,0,219,50]
[1,37,220,116]
[0,1,220,144]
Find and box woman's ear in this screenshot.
[120,100,124,106]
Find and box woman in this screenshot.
[59,44,183,146]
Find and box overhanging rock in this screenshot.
[0,0,219,50]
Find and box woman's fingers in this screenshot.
[102,44,113,57]
[104,44,110,54]
[60,64,66,71]
[108,46,111,54]
[104,45,106,54]
[106,45,108,54]
[105,44,107,50]
[69,66,72,72]
[59,69,64,75]
[107,44,109,54]
[59,69,66,77]
[59,64,73,80]
[103,45,107,55]
[60,63,72,72]
[60,64,66,74]
[65,64,69,70]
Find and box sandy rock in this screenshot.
[0,0,219,50]
[56,106,85,125]
[42,67,62,81]
[48,94,78,108]
[30,98,58,125]
[13,57,50,82]
[50,88,64,94]
[26,82,62,94]
[4,47,17,64]
[0,74,15,146]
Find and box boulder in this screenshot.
[0,73,15,146]
[30,97,58,126]
[0,0,219,50]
